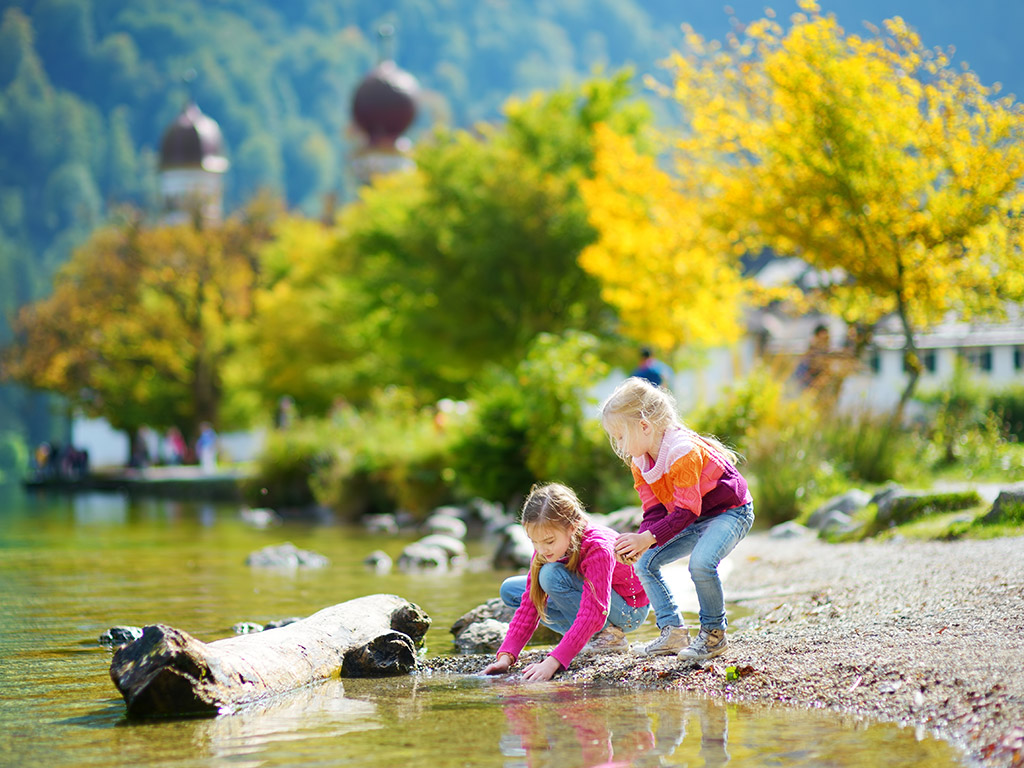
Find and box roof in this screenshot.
[159,102,229,173]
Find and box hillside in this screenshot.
[2,0,1023,445]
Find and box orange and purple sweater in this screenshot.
[632,427,751,545]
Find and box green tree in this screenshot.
[2,200,278,446]
[344,73,650,397]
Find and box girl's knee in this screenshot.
[688,555,719,580]
[499,576,526,607]
[538,562,572,594]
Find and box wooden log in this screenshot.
[109,594,430,718]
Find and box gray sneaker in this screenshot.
[638,625,690,656]
[677,627,728,661]
[581,625,629,655]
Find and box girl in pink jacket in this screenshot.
[482,483,649,681]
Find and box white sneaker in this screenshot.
[677,627,728,661]
[581,625,629,655]
[638,625,689,656]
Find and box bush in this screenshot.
[818,409,915,484]
[449,331,629,512]
[312,387,458,520]
[991,384,1024,442]
[0,431,29,482]
[243,420,336,508]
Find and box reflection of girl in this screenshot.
[481,483,649,681]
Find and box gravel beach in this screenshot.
[422,531,1024,767]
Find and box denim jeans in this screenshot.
[635,502,754,631]
[499,562,650,635]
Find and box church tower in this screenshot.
[350,25,420,186]
[158,101,229,225]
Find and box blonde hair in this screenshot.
[520,483,589,621]
[599,376,739,465]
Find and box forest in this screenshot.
[2,0,1023,462]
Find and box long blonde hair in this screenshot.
[520,483,589,621]
[599,377,739,465]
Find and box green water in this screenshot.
[0,487,966,767]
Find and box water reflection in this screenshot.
[190,682,378,768]
[498,685,727,768]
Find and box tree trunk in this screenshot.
[109,594,430,719]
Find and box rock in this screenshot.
[450,597,516,636]
[817,510,863,537]
[807,490,871,529]
[239,507,281,529]
[422,513,467,539]
[263,617,302,630]
[770,521,812,539]
[231,622,264,635]
[869,483,904,509]
[416,534,467,560]
[492,523,533,569]
[396,541,449,572]
[363,514,398,534]
[245,542,329,569]
[451,598,558,646]
[99,626,144,647]
[983,487,1024,524]
[364,549,393,573]
[454,618,509,654]
[591,506,645,533]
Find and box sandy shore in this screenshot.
[423,531,1024,767]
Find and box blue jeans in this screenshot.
[499,562,650,635]
[635,502,754,631]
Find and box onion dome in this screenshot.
[351,59,420,148]
[159,102,229,173]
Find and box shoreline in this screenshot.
[422,531,1024,768]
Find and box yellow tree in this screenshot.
[2,202,275,447]
[579,124,750,353]
[661,0,1024,411]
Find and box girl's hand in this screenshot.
[615,531,655,563]
[481,654,514,675]
[520,655,562,682]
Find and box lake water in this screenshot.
[0,485,966,767]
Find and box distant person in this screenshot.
[600,377,754,661]
[631,347,669,388]
[164,427,187,465]
[275,395,297,429]
[196,422,218,474]
[795,323,831,390]
[481,483,650,682]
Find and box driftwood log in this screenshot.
[109,593,430,718]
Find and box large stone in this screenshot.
[807,490,871,529]
[245,542,329,569]
[492,523,532,570]
[454,618,509,655]
[983,486,1024,524]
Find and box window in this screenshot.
[1015,346,1023,371]
[959,347,993,373]
[868,348,880,374]
[900,349,936,374]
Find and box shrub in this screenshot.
[311,387,458,520]
[991,384,1024,442]
[0,431,29,482]
[243,420,336,508]
[449,331,628,512]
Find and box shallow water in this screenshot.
[0,487,966,767]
